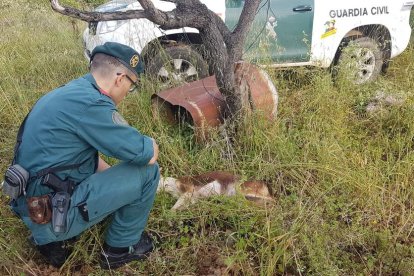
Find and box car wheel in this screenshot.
[146,45,209,86]
[335,37,384,84]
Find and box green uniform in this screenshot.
[11,73,159,247]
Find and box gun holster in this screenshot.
[40,173,76,233]
[51,192,71,233]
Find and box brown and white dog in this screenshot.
[157,171,274,210]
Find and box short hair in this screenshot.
[90,53,129,77]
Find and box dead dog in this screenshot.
[157,171,274,210]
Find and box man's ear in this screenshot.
[114,73,124,87]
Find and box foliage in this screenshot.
[1,0,414,275]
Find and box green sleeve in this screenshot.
[76,103,154,166]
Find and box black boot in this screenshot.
[30,236,77,268]
[100,231,154,270]
[36,241,71,268]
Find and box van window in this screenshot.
[226,0,244,9]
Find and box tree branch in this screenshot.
[213,13,231,41]
[232,0,261,37]
[137,0,171,25]
[229,0,261,60]
[50,0,210,29]
[51,0,148,22]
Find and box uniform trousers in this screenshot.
[16,162,160,247]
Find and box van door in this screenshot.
[225,0,315,63]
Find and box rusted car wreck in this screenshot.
[151,62,278,141]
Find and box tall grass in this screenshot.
[1,0,414,275]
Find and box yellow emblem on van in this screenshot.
[130,55,139,68]
[321,20,337,39]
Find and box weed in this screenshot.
[1,0,414,275]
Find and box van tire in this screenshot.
[334,37,383,84]
[146,46,209,86]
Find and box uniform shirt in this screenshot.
[15,73,154,197]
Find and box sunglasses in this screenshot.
[116,72,139,93]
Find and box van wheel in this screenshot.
[146,46,209,86]
[334,37,384,84]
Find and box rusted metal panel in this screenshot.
[151,62,278,142]
[151,76,226,141]
[234,62,278,120]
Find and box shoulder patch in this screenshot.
[112,111,129,126]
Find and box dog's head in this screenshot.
[158,176,181,198]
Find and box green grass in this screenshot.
[2,0,414,275]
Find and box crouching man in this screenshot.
[6,42,160,270]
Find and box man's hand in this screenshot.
[148,138,159,165]
[97,156,111,172]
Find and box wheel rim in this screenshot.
[350,47,376,84]
[156,58,199,84]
